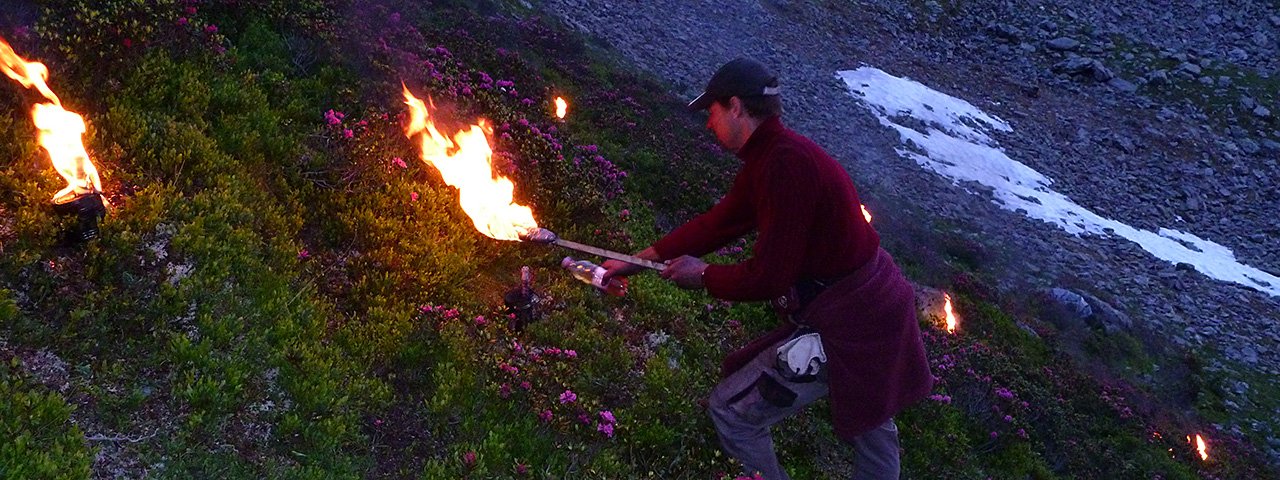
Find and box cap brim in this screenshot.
[687,92,714,112]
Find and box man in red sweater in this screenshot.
[603,58,932,479]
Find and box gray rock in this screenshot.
[1261,139,1280,152]
[1107,77,1137,93]
[1147,69,1170,84]
[1242,96,1257,109]
[987,23,1022,42]
[1053,56,1114,82]
[1229,47,1249,62]
[1048,288,1093,319]
[1256,105,1273,118]
[1178,62,1203,75]
[1242,345,1260,364]
[1271,15,1280,27]
[1111,135,1137,153]
[1239,138,1261,154]
[1199,76,1215,86]
[1047,37,1081,51]
[1055,56,1096,75]
[1081,292,1133,333]
[1091,62,1115,82]
[1206,14,1223,25]
[1253,32,1270,48]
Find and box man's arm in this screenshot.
[600,247,661,283]
[702,149,818,300]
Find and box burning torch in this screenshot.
[401,87,663,296]
[2,36,107,243]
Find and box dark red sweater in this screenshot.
[653,116,879,299]
[653,117,932,440]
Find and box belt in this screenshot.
[771,249,884,318]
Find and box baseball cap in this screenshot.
[687,58,781,111]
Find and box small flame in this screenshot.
[943,293,958,333]
[861,204,872,223]
[554,97,568,119]
[1,36,104,204]
[1188,434,1208,461]
[402,86,538,241]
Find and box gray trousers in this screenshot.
[709,339,901,480]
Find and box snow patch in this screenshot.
[838,66,1280,297]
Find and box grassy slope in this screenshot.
[0,0,1273,478]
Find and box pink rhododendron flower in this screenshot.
[559,390,576,404]
[205,25,218,34]
[324,109,345,125]
[597,422,614,438]
[410,192,418,202]
[392,157,407,169]
[462,450,476,467]
[599,410,615,424]
[995,387,1014,400]
[343,129,353,139]
[539,410,553,422]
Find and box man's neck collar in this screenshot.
[735,116,783,157]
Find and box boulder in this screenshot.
[1046,37,1081,51]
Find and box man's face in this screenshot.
[706,99,741,151]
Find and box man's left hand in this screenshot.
[661,255,707,290]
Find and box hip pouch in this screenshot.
[775,326,826,383]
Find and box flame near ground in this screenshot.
[1,36,104,204]
[402,86,538,241]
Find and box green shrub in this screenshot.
[0,358,93,480]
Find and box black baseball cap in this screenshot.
[687,58,781,112]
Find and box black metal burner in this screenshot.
[503,266,542,331]
[52,192,105,244]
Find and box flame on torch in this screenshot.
[861,204,872,223]
[1187,434,1208,461]
[554,96,568,119]
[1,36,104,204]
[402,86,538,241]
[943,293,958,333]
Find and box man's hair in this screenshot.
[715,94,783,118]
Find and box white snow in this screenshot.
[837,66,1280,297]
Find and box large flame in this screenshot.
[402,86,537,240]
[554,96,568,119]
[943,293,958,333]
[1,36,103,204]
[1187,434,1208,461]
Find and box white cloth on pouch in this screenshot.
[776,332,826,377]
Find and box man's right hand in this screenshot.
[601,247,660,284]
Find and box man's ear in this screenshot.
[728,96,745,117]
